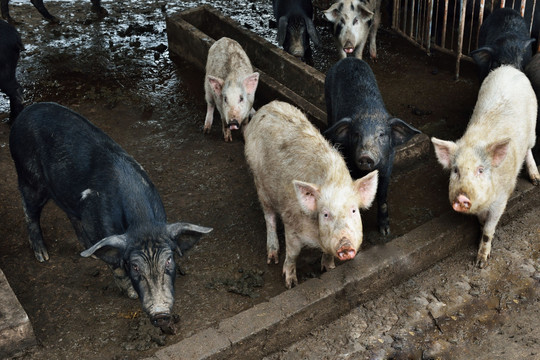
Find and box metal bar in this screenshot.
[455,0,468,79]
[426,0,434,51]
[410,0,417,36]
[442,0,449,47]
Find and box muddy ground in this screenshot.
[0,0,495,359]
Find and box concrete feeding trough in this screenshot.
[165,4,429,168]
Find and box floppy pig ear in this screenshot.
[354,170,378,209]
[431,137,457,169]
[357,4,375,21]
[167,222,213,255]
[487,138,510,167]
[305,18,321,47]
[80,234,128,257]
[323,117,352,145]
[470,46,494,68]
[293,180,320,215]
[243,72,259,95]
[277,16,288,46]
[207,75,224,97]
[324,3,340,22]
[389,118,421,147]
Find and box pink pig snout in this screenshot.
[452,194,471,212]
[336,240,357,261]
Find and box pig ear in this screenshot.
[167,222,213,255]
[293,180,320,214]
[357,4,375,20]
[207,75,224,97]
[324,3,340,22]
[243,72,259,95]
[389,118,421,147]
[305,17,321,47]
[486,138,510,167]
[80,234,128,257]
[353,170,378,209]
[522,38,536,56]
[431,137,457,169]
[277,16,288,46]
[470,46,494,69]
[323,117,352,145]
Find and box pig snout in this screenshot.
[343,41,355,54]
[336,240,357,261]
[356,155,375,171]
[228,119,240,130]
[452,194,471,212]
[151,313,178,334]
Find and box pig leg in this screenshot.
[353,40,366,60]
[19,184,49,262]
[203,101,214,134]
[283,231,301,288]
[376,168,391,236]
[222,120,233,142]
[525,149,540,185]
[109,265,138,299]
[476,198,506,268]
[368,11,381,60]
[1,78,24,123]
[321,253,335,271]
[30,0,59,23]
[264,212,280,264]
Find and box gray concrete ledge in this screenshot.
[144,174,539,360]
[0,268,36,358]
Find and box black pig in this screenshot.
[471,8,535,83]
[1,0,106,23]
[273,0,320,64]
[0,19,23,123]
[9,102,212,334]
[324,58,420,236]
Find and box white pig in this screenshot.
[244,100,378,288]
[324,0,381,60]
[432,65,540,268]
[204,37,259,142]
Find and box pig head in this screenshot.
[324,0,380,60]
[274,0,320,63]
[81,222,212,334]
[431,137,512,214]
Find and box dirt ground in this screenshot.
[0,0,522,359]
[265,190,540,360]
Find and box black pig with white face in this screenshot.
[324,58,420,236]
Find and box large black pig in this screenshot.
[324,58,420,236]
[1,0,106,23]
[273,0,320,64]
[0,19,23,123]
[470,8,535,83]
[9,102,212,334]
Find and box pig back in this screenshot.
[244,101,351,208]
[205,37,254,83]
[462,66,537,173]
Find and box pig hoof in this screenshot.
[475,256,489,269]
[379,224,391,236]
[285,276,298,289]
[33,248,50,262]
[267,251,279,264]
[531,177,540,186]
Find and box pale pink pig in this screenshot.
[244,100,378,288]
[432,65,540,268]
[204,37,259,142]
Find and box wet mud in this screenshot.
[0,0,480,359]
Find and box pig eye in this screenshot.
[323,211,330,219]
[353,17,358,25]
[131,263,139,273]
[223,96,228,104]
[477,166,484,175]
[239,95,244,102]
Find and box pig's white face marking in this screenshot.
[81,189,94,200]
